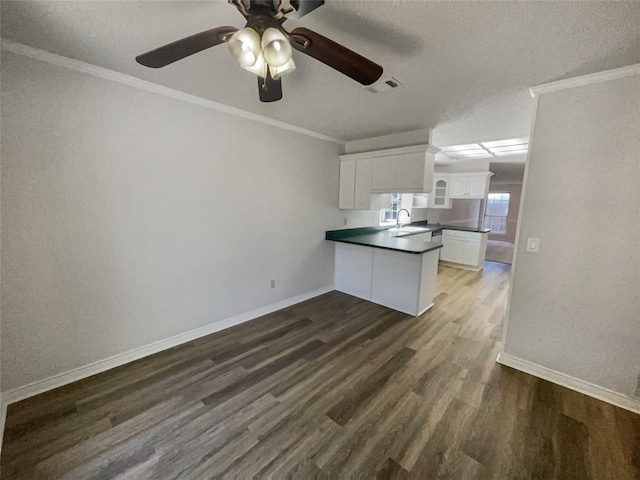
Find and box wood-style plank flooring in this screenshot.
[2,262,639,479]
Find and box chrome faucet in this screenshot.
[396,209,411,229]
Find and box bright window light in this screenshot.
[485,192,510,234]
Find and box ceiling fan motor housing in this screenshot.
[229,0,325,20]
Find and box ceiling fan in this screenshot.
[135,0,383,102]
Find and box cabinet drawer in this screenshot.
[466,232,482,241]
[443,230,466,238]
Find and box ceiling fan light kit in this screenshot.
[270,57,296,80]
[227,27,261,67]
[228,26,295,80]
[135,0,383,102]
[241,49,268,77]
[261,28,292,67]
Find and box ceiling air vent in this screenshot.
[363,77,403,94]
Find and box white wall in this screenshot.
[425,200,481,228]
[0,53,5,448]
[0,52,346,392]
[504,71,640,403]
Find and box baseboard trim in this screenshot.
[2,285,334,406]
[0,399,6,455]
[417,303,435,316]
[496,352,640,415]
[438,261,483,272]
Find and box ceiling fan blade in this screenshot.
[289,27,383,85]
[258,71,283,102]
[136,26,238,68]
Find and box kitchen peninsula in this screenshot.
[326,225,442,316]
[326,223,491,316]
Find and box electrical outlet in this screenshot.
[526,237,540,253]
[270,279,276,289]
[344,217,348,226]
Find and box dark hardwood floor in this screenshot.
[2,262,639,479]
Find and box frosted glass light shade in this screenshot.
[241,51,267,78]
[227,27,261,67]
[261,28,292,67]
[269,57,296,79]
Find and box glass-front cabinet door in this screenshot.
[429,175,452,209]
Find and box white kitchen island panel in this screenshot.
[334,243,374,300]
[334,242,440,316]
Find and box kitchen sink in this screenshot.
[388,226,430,236]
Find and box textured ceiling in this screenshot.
[489,162,526,183]
[2,1,640,142]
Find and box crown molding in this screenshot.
[339,144,440,161]
[530,63,640,97]
[1,39,345,146]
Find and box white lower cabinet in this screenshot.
[462,238,481,265]
[334,243,373,300]
[441,230,488,270]
[441,236,465,263]
[334,242,439,316]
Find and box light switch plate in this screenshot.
[527,237,540,253]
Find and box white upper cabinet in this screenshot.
[428,174,452,209]
[338,158,356,209]
[395,154,429,191]
[341,145,439,198]
[450,175,468,197]
[338,156,391,211]
[370,156,397,191]
[448,172,493,199]
[354,158,374,209]
[467,175,488,197]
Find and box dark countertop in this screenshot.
[426,224,491,234]
[326,231,442,254]
[325,222,490,255]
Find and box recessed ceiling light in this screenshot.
[493,150,528,156]
[481,138,529,148]
[440,144,481,152]
[489,145,529,153]
[438,137,529,159]
[457,153,493,157]
[454,149,487,155]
